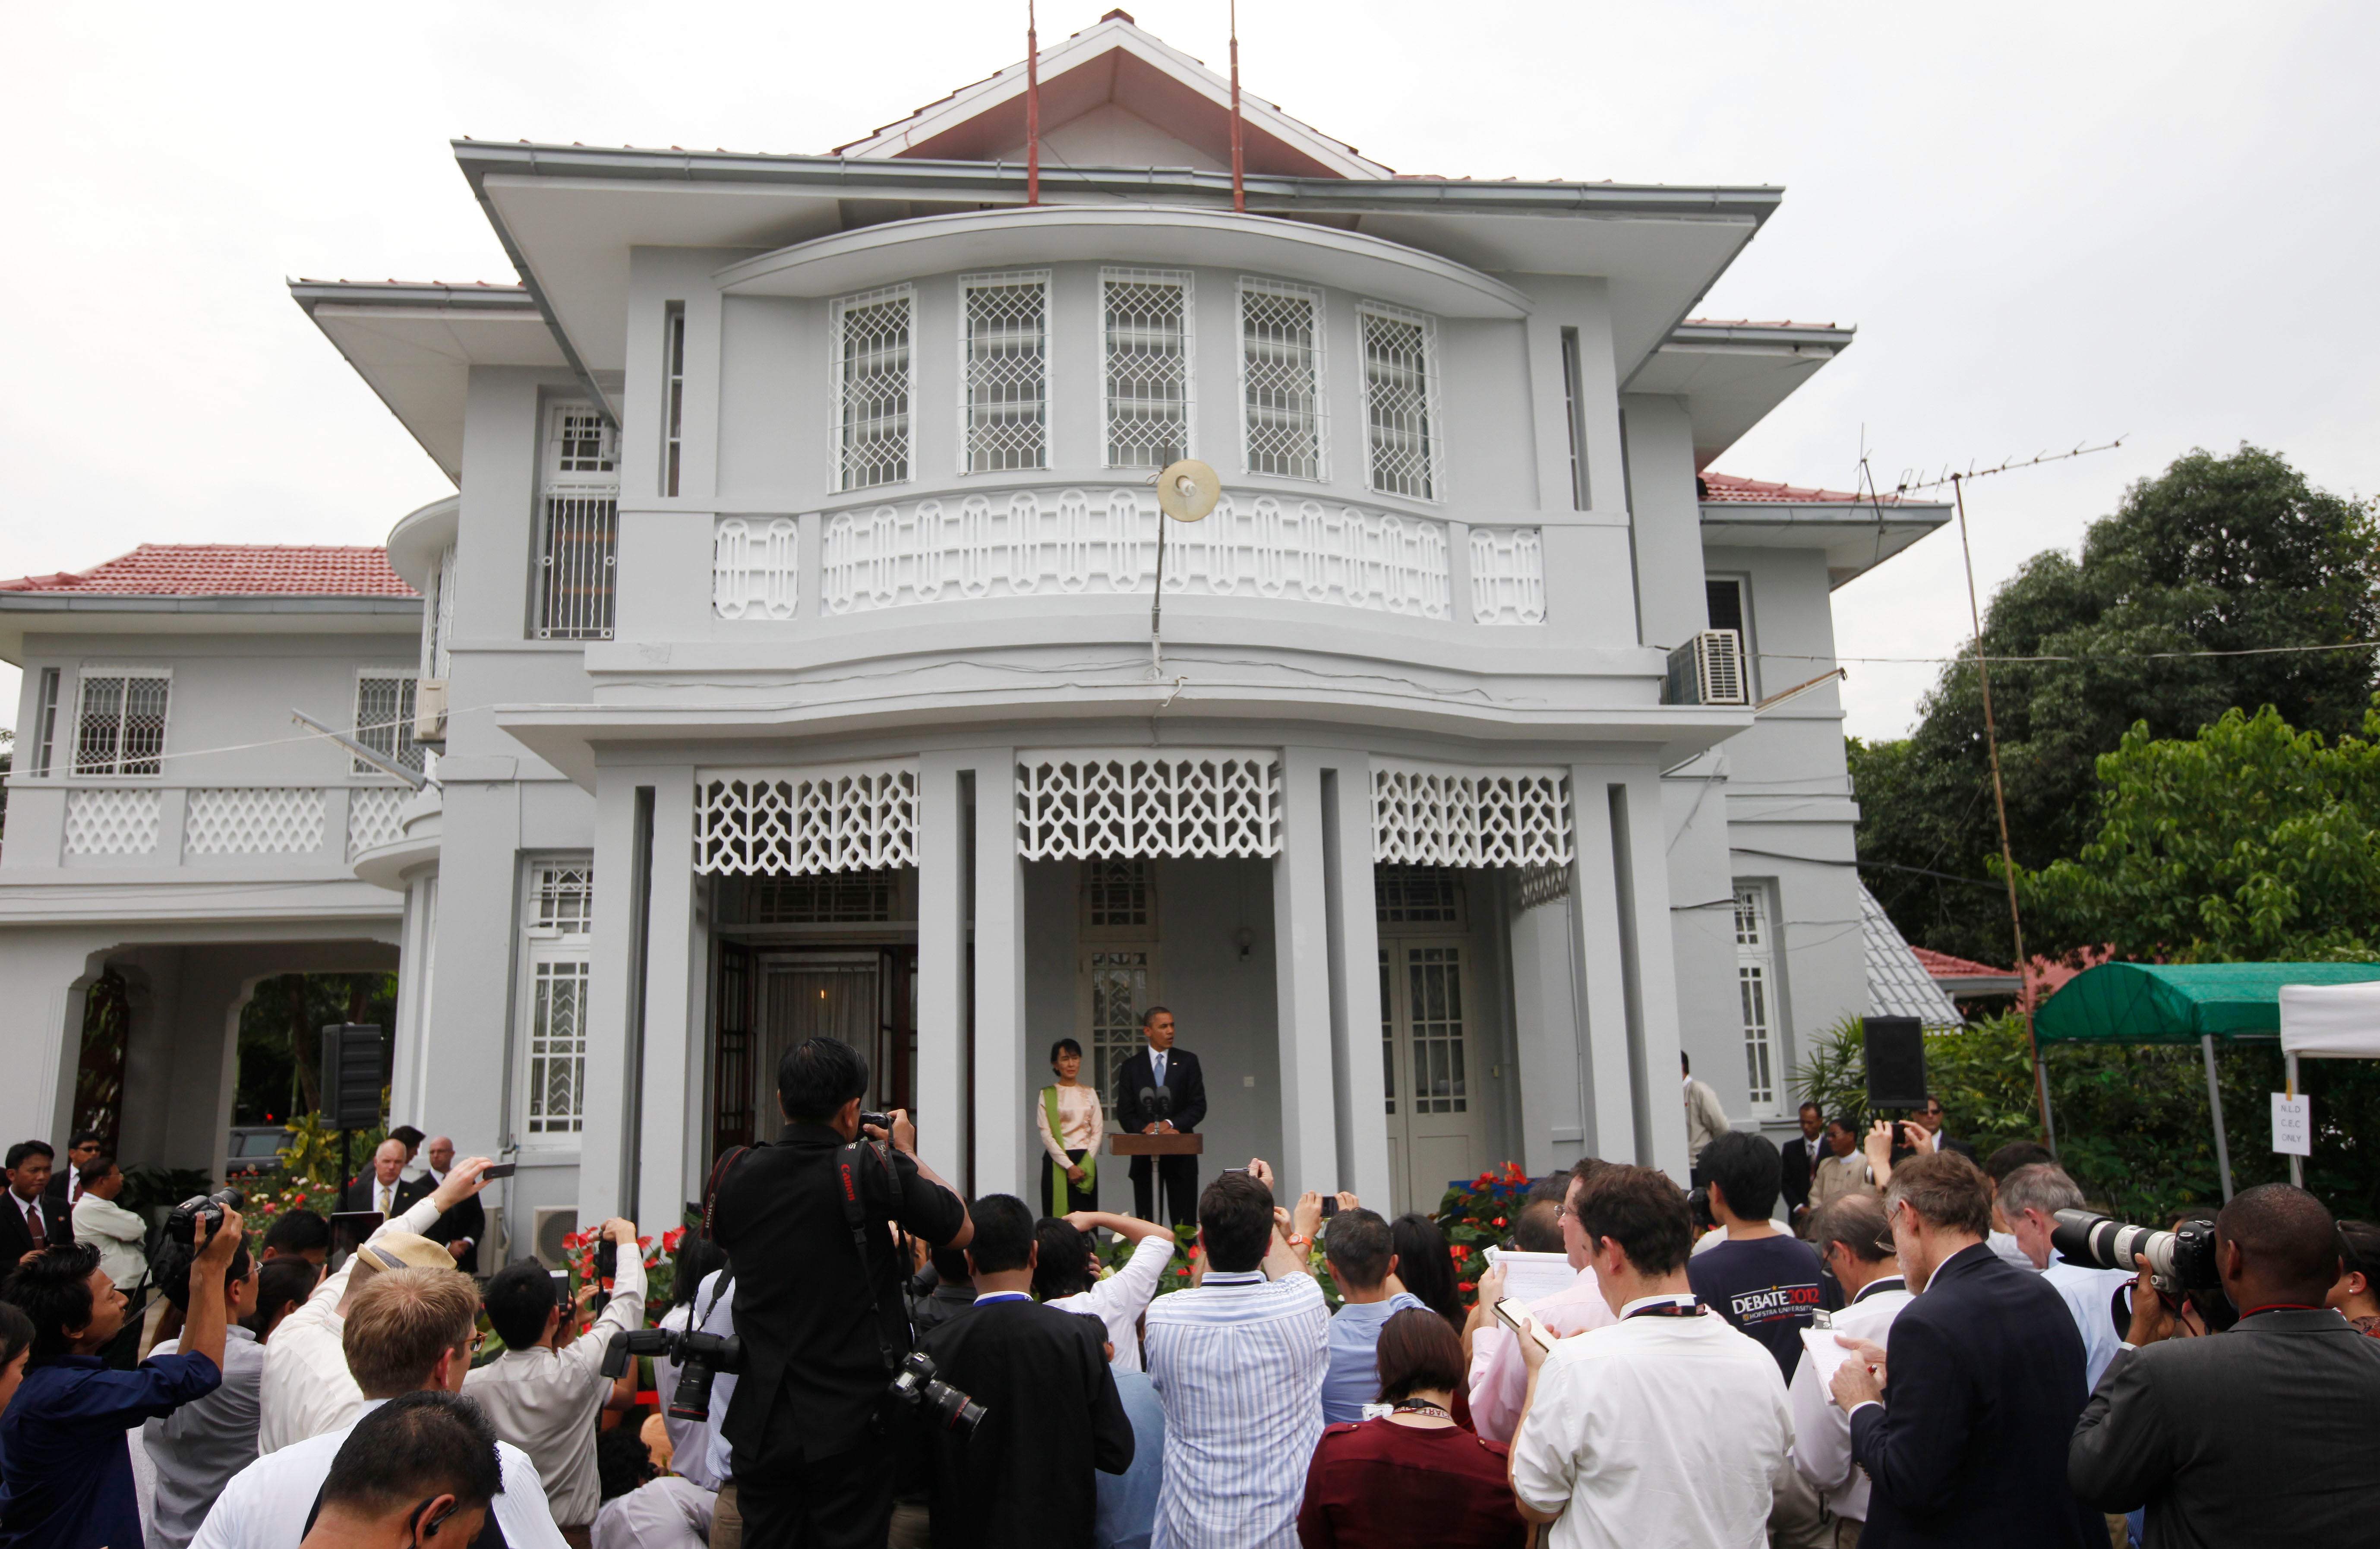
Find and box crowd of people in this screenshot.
[7,1055,2380,1549]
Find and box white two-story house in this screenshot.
[0,15,1952,1258]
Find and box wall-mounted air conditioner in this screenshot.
[1664,630,1746,706]
[414,680,449,747]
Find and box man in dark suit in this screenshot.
[1828,1151,2104,1547]
[416,1136,485,1271]
[3,1140,77,1266]
[42,1130,105,1211]
[340,1137,432,1220]
[915,1194,1133,1549]
[2071,1182,2380,1544]
[1913,1095,1976,1161]
[1780,1101,1824,1233]
[1111,1006,1204,1227]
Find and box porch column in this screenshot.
[1616,773,1691,1180]
[1566,768,1640,1166]
[973,747,1026,1196]
[915,753,969,1182]
[1272,749,1341,1200]
[636,773,699,1230]
[1322,757,1392,1208]
[579,775,644,1223]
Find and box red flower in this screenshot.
[1448,1244,1470,1262]
[1457,1281,1475,1294]
[1492,1217,1506,1228]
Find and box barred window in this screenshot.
[1083,859,1152,929]
[532,863,596,931]
[750,872,897,923]
[835,287,913,491]
[962,273,1048,472]
[524,956,589,1137]
[1103,269,1191,469]
[1360,304,1439,500]
[1374,864,1464,925]
[73,669,170,777]
[1733,883,1779,1113]
[537,405,619,641]
[1086,949,1153,1123]
[1241,280,1324,481]
[353,673,422,774]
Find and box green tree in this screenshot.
[1854,446,2380,963]
[233,972,399,1125]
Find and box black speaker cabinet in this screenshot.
[1863,1016,1929,1111]
[320,1022,386,1130]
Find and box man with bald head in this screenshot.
[418,1136,485,1273]
[342,1139,432,1221]
[2071,1182,2380,1544]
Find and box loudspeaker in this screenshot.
[319,1022,386,1130]
[1863,1016,1929,1110]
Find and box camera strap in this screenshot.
[700,1145,752,1242]
[837,1140,906,1381]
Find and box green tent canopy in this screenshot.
[2035,962,2380,1045]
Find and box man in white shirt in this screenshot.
[1995,1163,2132,1388]
[194,1265,570,1549]
[464,1216,646,1532]
[1509,1163,1794,1549]
[296,1392,505,1549]
[1465,1156,1617,1444]
[1682,1053,1730,1183]
[143,1242,267,1549]
[69,1156,150,1293]
[1788,1195,1912,1543]
[1039,1209,1177,1373]
[1145,1161,1327,1549]
[258,1155,497,1453]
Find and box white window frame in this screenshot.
[352,669,423,777]
[1705,574,1758,699]
[1237,276,1328,483]
[829,284,916,493]
[516,860,596,1148]
[661,303,687,498]
[956,270,1051,474]
[1100,267,1195,471]
[1732,880,1783,1119]
[32,667,62,776]
[71,666,172,778]
[1356,300,1443,503]
[536,402,620,641]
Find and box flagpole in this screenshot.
[1026,0,1041,206]
[1228,0,1245,213]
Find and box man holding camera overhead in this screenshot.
[710,1037,972,1549]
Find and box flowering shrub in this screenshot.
[558,1225,685,1336]
[1436,1162,1534,1304]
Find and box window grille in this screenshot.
[73,669,170,776]
[1086,949,1152,1122]
[1405,945,1468,1113]
[1359,304,1438,500]
[1102,269,1191,469]
[1560,326,1588,509]
[834,287,913,491]
[537,405,618,641]
[749,872,898,923]
[1083,859,1153,928]
[32,668,61,776]
[532,863,596,931]
[662,304,686,497]
[1240,281,1324,481]
[354,674,423,774]
[961,273,1048,473]
[524,957,589,1136]
[1374,864,1465,926]
[1733,883,1779,1111]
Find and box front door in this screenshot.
[1380,939,1488,1212]
[755,951,890,1113]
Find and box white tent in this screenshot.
[2279,981,2380,1058]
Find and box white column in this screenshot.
[1272,749,1340,1200]
[1323,757,1393,1207]
[1566,768,1638,1165]
[578,775,642,1222]
[1617,772,1691,1181]
[636,773,698,1231]
[973,748,1026,1198]
[915,753,969,1181]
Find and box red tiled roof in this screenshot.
[1913,947,2016,980]
[0,545,416,598]
[1699,471,1904,506]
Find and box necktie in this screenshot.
[379,1184,392,1217]
[27,1201,44,1242]
[1152,1053,1166,1087]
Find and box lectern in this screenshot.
[1108,1133,1205,1158]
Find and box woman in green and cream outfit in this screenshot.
[1037,1037,1103,1217]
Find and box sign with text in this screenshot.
[2271,1092,2312,1157]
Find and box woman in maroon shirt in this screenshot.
[1297,1307,1527,1548]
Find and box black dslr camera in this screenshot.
[2052,1209,2222,1294]
[602,1326,746,1421]
[889,1350,985,1435]
[165,1189,245,1247]
[859,1111,893,1135]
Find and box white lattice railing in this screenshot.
[819,489,1452,619]
[348,788,410,859]
[714,517,801,620]
[63,789,161,856]
[694,763,919,875]
[1470,527,1546,625]
[186,788,327,855]
[1016,751,1282,860]
[1372,760,1573,868]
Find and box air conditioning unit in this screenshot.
[1665,630,1746,706]
[413,679,449,748]
[532,1206,578,1270]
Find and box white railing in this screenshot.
[1469,526,1546,625]
[714,517,801,620]
[54,786,402,863]
[348,788,410,859]
[186,787,326,855]
[63,789,161,856]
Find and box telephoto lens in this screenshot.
[2051,1209,2222,1293]
[890,1350,987,1436]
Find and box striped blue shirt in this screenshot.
[1145,1270,1328,1549]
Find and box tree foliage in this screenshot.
[1853,446,2380,962]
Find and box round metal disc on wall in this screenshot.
[1155,458,1221,522]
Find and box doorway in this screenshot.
[1379,939,1489,1212]
[716,945,915,1153]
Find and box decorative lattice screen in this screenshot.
[1514,861,1571,912]
[1241,281,1324,480]
[714,517,801,620]
[186,788,327,855]
[694,765,919,875]
[820,489,1450,617]
[63,789,161,856]
[1360,304,1437,500]
[349,788,409,859]
[963,273,1047,473]
[835,287,913,491]
[1469,527,1546,625]
[1371,760,1574,868]
[1103,269,1191,469]
[1016,752,1281,860]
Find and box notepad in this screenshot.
[1484,1246,1576,1305]
[1801,1326,1867,1383]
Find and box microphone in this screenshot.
[1139,1086,1158,1110]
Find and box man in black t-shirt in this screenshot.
[712,1037,972,1549]
[1688,1131,1827,1382]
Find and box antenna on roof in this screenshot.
[1229,0,1246,213]
[1026,0,1042,206]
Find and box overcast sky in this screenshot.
[5,2,2374,739]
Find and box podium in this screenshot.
[1108,1133,1204,1158]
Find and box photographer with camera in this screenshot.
[0,1198,243,1549]
[709,1037,971,1549]
[2068,1182,2380,1545]
[141,1224,266,1549]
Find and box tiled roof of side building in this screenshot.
[1698,471,1906,506]
[0,545,417,598]
[1912,946,2016,980]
